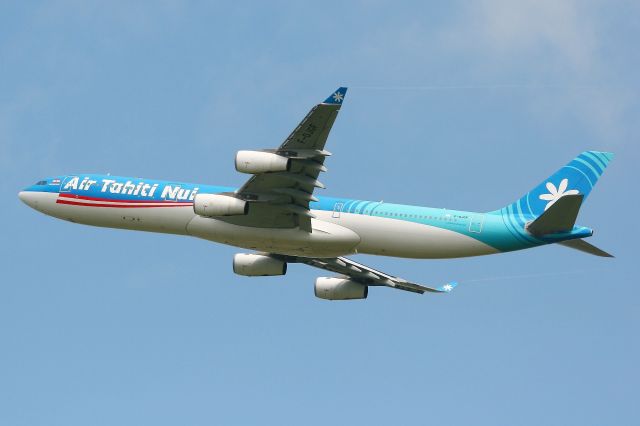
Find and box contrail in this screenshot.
[461,269,603,284]
[350,84,606,91]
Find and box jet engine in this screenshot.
[314,277,368,300]
[193,194,248,217]
[233,253,287,276]
[235,150,291,174]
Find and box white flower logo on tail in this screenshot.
[539,178,579,210]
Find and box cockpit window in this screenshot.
[35,180,47,185]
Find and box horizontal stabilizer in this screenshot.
[558,239,614,257]
[527,194,583,236]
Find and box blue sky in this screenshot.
[1,1,638,425]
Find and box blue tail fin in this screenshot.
[498,151,614,219]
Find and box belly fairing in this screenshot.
[186,216,361,257]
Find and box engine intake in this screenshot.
[193,194,248,217]
[233,253,287,276]
[235,150,291,174]
[314,277,368,300]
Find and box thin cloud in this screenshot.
[434,0,638,143]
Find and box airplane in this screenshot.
[18,87,614,300]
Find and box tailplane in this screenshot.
[558,239,614,257]
[526,194,584,236]
[524,193,613,256]
[494,151,614,257]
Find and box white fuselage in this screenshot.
[19,191,498,259]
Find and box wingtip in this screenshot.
[323,87,348,104]
[438,281,458,293]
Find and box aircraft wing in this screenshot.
[276,254,458,295]
[229,87,347,231]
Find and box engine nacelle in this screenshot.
[314,277,368,301]
[193,194,248,217]
[233,253,287,276]
[235,150,291,174]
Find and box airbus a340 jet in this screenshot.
[19,87,613,300]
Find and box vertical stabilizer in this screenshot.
[497,151,614,219]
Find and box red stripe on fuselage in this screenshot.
[57,193,192,204]
[56,199,193,208]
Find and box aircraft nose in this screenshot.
[18,191,38,209]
